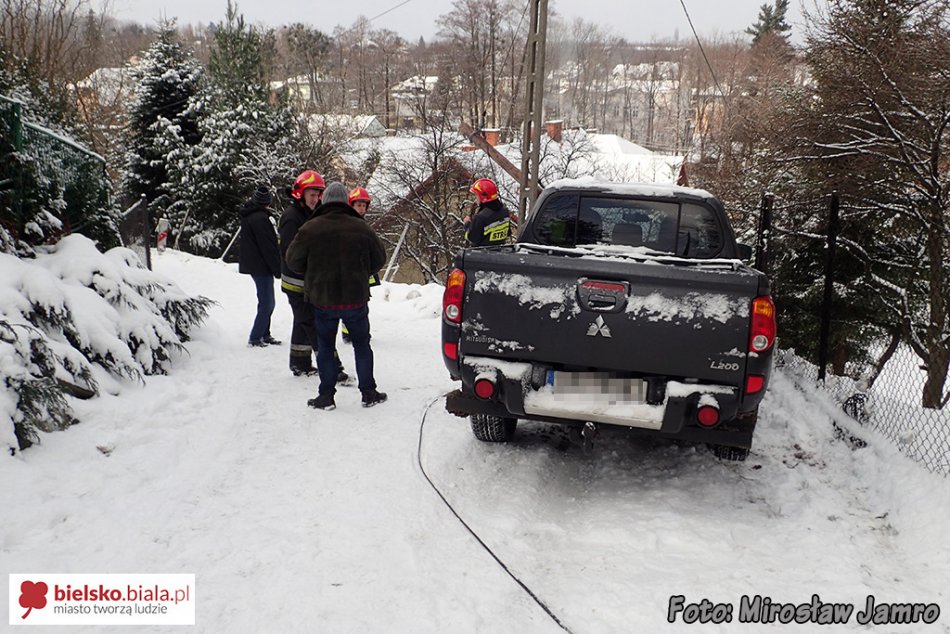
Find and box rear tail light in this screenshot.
[697,405,720,427]
[443,269,465,324]
[750,296,776,352]
[474,378,496,399]
[443,342,458,360]
[746,374,765,395]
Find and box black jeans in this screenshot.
[314,305,375,395]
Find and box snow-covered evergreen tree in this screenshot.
[1,235,213,454]
[745,0,792,44]
[120,20,202,217]
[164,3,300,257]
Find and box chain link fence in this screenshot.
[1,94,112,246]
[755,192,949,478]
[117,194,152,270]
[777,349,950,477]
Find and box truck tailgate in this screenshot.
[459,248,763,386]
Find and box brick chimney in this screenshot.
[545,120,563,143]
[482,128,500,146]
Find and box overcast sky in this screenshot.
[110,0,811,44]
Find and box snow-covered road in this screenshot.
[3,250,948,633]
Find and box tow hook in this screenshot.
[582,421,597,452]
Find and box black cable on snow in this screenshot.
[416,394,575,634]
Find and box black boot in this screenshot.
[361,389,387,408]
[307,393,336,410]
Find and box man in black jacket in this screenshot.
[463,177,511,246]
[286,182,387,410]
[278,170,348,381]
[238,186,281,347]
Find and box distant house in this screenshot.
[269,74,344,110]
[389,75,439,129]
[459,123,684,201]
[335,125,683,283]
[74,66,133,112]
[307,114,387,138]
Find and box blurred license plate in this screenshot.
[546,371,647,401]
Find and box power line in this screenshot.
[367,0,414,24]
[678,0,727,100]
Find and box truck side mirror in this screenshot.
[737,244,752,260]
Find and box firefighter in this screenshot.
[348,186,371,218]
[279,170,347,381]
[341,186,381,344]
[463,178,511,246]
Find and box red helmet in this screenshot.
[291,170,326,199]
[469,178,499,204]
[348,186,371,207]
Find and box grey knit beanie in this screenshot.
[322,182,348,205]
[252,186,272,206]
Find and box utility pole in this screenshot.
[518,0,548,221]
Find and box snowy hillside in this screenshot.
[3,250,949,632]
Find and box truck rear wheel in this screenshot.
[470,414,517,442]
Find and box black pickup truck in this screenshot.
[441,180,775,460]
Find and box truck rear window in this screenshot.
[531,194,724,258]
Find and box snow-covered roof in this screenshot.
[270,74,337,90]
[345,134,470,209]
[590,134,655,156]
[338,128,683,213]
[391,75,439,93]
[308,114,387,138]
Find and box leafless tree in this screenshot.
[369,113,468,284]
[2,0,111,112]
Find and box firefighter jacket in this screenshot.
[278,198,313,293]
[466,200,511,246]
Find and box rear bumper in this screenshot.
[446,356,762,448]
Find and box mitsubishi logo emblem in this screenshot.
[587,315,612,337]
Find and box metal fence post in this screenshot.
[220,227,241,261]
[142,196,152,270]
[11,100,24,224]
[384,223,410,282]
[817,191,840,382]
[755,192,773,275]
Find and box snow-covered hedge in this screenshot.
[1,235,213,454]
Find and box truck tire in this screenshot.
[470,414,517,442]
